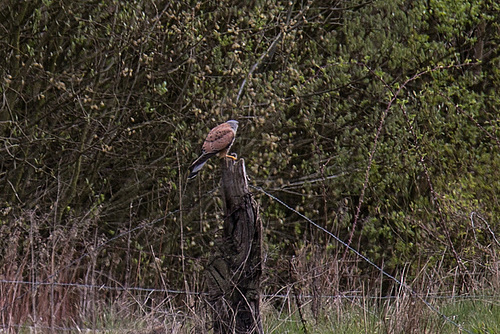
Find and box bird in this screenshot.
[188,120,239,179]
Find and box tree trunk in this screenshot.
[206,158,263,334]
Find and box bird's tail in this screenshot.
[188,153,215,179]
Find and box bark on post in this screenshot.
[206,158,263,334]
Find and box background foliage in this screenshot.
[1,0,499,329]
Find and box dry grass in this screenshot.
[1,209,498,333]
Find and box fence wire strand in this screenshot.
[1,186,496,333]
[250,184,475,334]
[1,278,495,301]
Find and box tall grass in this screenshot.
[263,295,499,334]
[1,209,498,333]
[6,292,498,333]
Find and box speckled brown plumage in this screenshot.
[188,120,238,179]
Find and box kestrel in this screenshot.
[188,120,239,179]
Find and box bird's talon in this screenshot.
[226,153,238,161]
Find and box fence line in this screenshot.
[1,279,497,302]
[0,279,195,295]
[0,323,106,333]
[250,185,476,334]
[0,210,180,316]
[1,186,495,334]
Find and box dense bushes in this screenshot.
[1,0,499,326]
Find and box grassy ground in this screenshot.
[11,296,498,333]
[263,297,499,334]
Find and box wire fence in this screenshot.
[1,186,498,333]
[251,185,498,334]
[2,278,497,301]
[1,277,497,333]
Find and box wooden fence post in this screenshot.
[206,158,263,334]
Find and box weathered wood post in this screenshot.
[206,158,263,334]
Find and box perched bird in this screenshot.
[188,120,239,179]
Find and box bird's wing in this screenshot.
[188,121,237,179]
[202,123,236,154]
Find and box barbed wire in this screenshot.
[0,210,180,315]
[0,323,106,333]
[0,185,495,333]
[2,278,496,301]
[250,185,476,334]
[0,279,196,295]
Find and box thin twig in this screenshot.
[236,1,298,103]
[341,63,477,270]
[236,32,283,104]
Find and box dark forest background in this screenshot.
[1,0,499,331]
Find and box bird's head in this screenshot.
[226,120,239,132]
